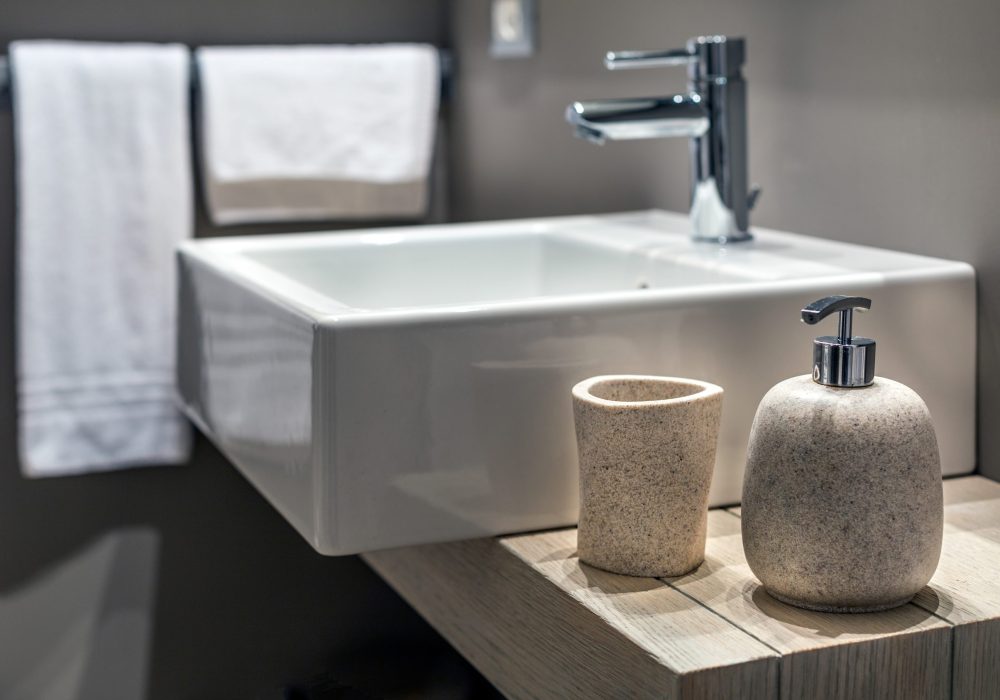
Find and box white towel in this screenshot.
[12,41,193,477]
[196,44,440,225]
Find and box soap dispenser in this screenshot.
[742,295,943,613]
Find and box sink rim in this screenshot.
[179,209,974,324]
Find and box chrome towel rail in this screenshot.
[0,48,454,105]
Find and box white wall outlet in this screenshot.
[490,0,536,58]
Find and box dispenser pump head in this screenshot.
[801,295,875,388]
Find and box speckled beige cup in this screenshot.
[572,375,723,577]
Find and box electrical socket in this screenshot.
[490,0,536,59]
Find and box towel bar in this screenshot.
[0,48,455,105]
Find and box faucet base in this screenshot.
[692,230,754,245]
[688,177,752,244]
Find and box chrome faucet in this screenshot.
[566,35,758,243]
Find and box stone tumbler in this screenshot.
[572,375,723,577]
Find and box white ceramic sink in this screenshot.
[176,210,975,554]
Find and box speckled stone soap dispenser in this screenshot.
[742,295,943,613]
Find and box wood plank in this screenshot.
[730,476,1000,698]
[911,475,1000,699]
[671,511,952,699]
[501,530,779,698]
[366,476,1000,699]
[364,531,779,699]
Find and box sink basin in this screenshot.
[176,210,975,554]
[241,231,748,307]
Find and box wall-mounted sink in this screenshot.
[176,210,975,555]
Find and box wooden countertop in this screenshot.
[363,476,1000,699]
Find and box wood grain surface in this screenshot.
[364,476,1000,699]
[710,511,952,699]
[914,476,1000,699]
[365,530,778,699]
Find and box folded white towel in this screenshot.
[12,40,193,477]
[196,44,440,225]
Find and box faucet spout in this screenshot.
[565,95,709,142]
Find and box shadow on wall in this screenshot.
[0,528,159,699]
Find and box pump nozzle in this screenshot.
[801,295,875,388]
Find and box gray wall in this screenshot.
[448,0,1000,478]
[0,2,492,698]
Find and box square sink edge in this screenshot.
[177,209,976,326]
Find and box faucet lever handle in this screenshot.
[604,49,696,71]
